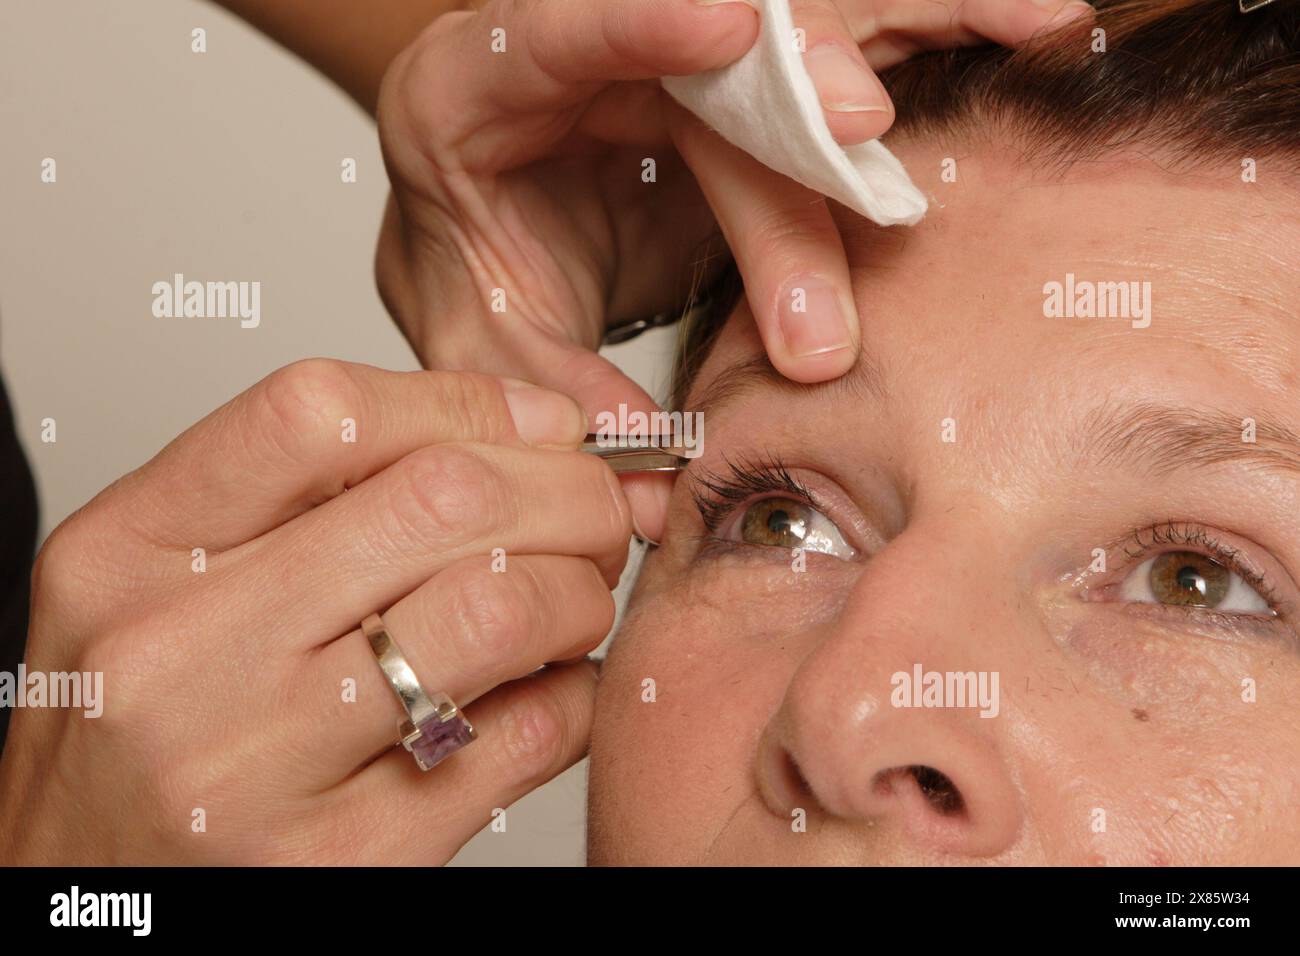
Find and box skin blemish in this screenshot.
[1132,708,1151,722]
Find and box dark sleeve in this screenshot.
[0,371,39,753]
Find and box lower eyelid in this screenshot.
[1101,600,1294,645]
[1081,562,1295,645]
[693,535,833,568]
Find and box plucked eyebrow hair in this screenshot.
[685,356,1300,480]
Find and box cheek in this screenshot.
[1084,725,1288,865]
[589,582,805,862]
[1031,606,1300,862]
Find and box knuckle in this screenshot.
[260,359,362,457]
[392,444,507,545]
[445,561,533,661]
[747,202,837,262]
[378,12,475,159]
[610,3,716,75]
[791,4,847,40]
[74,628,166,738]
[671,31,750,73]
[408,12,473,92]
[29,513,97,615]
[428,371,511,443]
[377,31,428,134]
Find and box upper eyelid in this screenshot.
[1115,522,1266,583]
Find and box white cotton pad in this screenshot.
[661,0,928,227]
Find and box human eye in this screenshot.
[1120,552,1269,613]
[687,456,856,560]
[1087,522,1294,628]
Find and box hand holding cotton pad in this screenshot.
[661,0,928,228]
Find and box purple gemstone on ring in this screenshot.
[406,712,475,771]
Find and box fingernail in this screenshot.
[777,276,855,359]
[554,651,602,668]
[625,474,672,547]
[631,512,660,547]
[694,0,756,6]
[802,43,889,113]
[501,379,587,448]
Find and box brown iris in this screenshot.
[1149,551,1231,607]
[740,497,810,548]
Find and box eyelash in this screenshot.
[688,454,815,535]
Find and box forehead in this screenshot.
[689,142,1300,412]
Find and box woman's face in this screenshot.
[586,138,1300,865]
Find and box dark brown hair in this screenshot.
[668,0,1300,408]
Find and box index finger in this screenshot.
[857,0,1094,69]
[105,361,587,553]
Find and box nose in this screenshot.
[756,522,1025,859]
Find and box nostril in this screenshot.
[910,765,965,817]
[872,765,967,818]
[782,750,814,799]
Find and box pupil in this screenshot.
[1176,565,1206,596]
[767,509,791,533]
[1149,551,1229,608]
[741,498,810,547]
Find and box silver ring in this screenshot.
[601,269,739,347]
[362,613,476,771]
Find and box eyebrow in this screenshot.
[688,352,886,422]
[686,357,1300,479]
[1080,401,1300,479]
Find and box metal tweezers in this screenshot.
[581,434,693,473]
